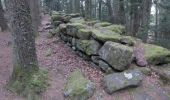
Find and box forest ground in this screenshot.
[0,14,170,100]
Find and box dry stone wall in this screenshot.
[50,11,170,74]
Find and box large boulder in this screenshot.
[77,28,92,40]
[144,44,170,65]
[99,41,133,71]
[104,24,125,34]
[66,23,86,37]
[91,29,122,43]
[64,70,95,100]
[76,40,101,56]
[102,69,143,94]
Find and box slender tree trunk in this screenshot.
[98,0,102,20]
[0,0,8,31]
[6,0,39,97]
[85,0,92,20]
[138,0,152,41]
[107,0,114,23]
[72,0,80,13]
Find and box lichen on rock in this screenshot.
[64,69,95,100]
[144,43,170,65]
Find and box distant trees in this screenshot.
[0,0,8,31]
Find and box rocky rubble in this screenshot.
[49,11,170,99]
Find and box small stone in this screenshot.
[99,60,113,74]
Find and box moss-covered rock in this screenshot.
[76,40,101,56]
[64,69,95,100]
[104,25,125,34]
[53,21,62,27]
[84,20,98,26]
[51,14,71,23]
[59,23,67,34]
[77,29,92,39]
[99,41,133,71]
[144,44,170,65]
[70,17,85,24]
[66,23,86,37]
[94,22,112,28]
[68,13,80,18]
[120,36,142,46]
[91,29,122,43]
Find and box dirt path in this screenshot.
[0,15,169,100]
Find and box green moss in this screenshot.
[120,36,141,46]
[67,23,85,29]
[70,17,85,23]
[77,29,92,39]
[94,22,112,27]
[64,69,95,100]
[144,44,170,64]
[105,25,125,34]
[76,40,98,55]
[91,29,122,42]
[7,67,49,100]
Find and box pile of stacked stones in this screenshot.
[49,11,170,100]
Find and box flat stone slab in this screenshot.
[99,41,133,71]
[91,29,122,43]
[102,69,143,94]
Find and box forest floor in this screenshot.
[0,14,170,100]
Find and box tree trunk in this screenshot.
[138,0,152,41]
[85,0,92,20]
[107,0,114,23]
[6,0,40,97]
[0,0,8,31]
[98,0,102,20]
[29,0,41,35]
[72,0,80,13]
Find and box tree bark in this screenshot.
[29,0,41,34]
[6,0,39,96]
[0,0,8,31]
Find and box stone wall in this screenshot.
[50,11,170,74]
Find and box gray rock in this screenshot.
[66,23,85,37]
[76,40,101,56]
[77,28,92,39]
[151,64,170,83]
[91,56,100,65]
[99,41,133,71]
[99,60,113,74]
[102,69,143,94]
[64,70,95,100]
